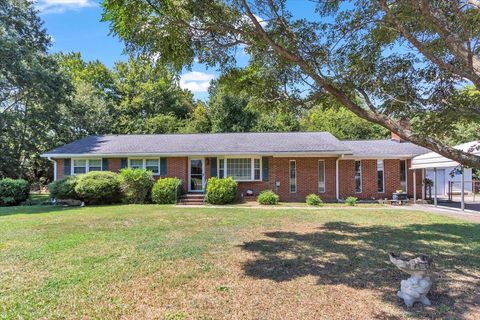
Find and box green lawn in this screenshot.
[0,205,478,319]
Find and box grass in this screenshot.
[0,205,478,319]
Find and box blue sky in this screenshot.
[38,0,317,100]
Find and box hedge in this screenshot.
[151,178,183,204]
[48,176,78,200]
[0,179,30,206]
[205,177,238,205]
[74,171,121,204]
[119,168,154,204]
[257,190,279,205]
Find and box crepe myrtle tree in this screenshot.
[102,0,480,168]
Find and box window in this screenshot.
[400,160,407,192]
[377,160,384,193]
[130,159,143,170]
[72,159,102,175]
[219,159,225,178]
[145,159,160,174]
[73,159,87,174]
[128,158,161,175]
[89,159,102,172]
[220,157,261,181]
[318,160,325,193]
[355,160,362,193]
[254,159,261,180]
[289,160,297,193]
[227,158,252,181]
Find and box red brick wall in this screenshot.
[167,157,188,190]
[56,159,64,180]
[109,158,122,173]
[52,156,422,201]
[338,159,420,200]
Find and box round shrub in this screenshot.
[205,177,238,205]
[345,196,358,206]
[152,178,182,204]
[306,193,323,206]
[48,176,78,200]
[0,178,30,206]
[119,168,154,204]
[257,190,279,205]
[74,171,121,204]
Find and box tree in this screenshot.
[181,101,211,133]
[0,0,71,180]
[102,0,480,168]
[111,57,194,133]
[301,105,389,140]
[207,80,256,132]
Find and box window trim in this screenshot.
[217,156,262,182]
[128,158,161,175]
[289,160,297,193]
[318,160,326,193]
[377,159,385,193]
[355,160,362,193]
[71,158,103,175]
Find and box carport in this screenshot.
[411,141,479,211]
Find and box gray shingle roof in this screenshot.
[43,132,351,156]
[42,133,430,158]
[342,140,429,158]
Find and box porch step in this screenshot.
[177,193,205,205]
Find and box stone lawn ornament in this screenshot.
[389,253,433,307]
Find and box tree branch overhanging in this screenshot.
[241,0,480,168]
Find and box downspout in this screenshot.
[48,157,57,181]
[336,155,343,202]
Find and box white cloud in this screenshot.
[179,71,216,93]
[36,0,97,14]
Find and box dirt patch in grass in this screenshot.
[100,223,479,320]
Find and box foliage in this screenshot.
[48,176,78,200]
[205,177,237,205]
[74,171,121,204]
[0,178,30,206]
[151,178,182,204]
[300,105,388,140]
[118,168,154,204]
[257,190,279,205]
[306,194,323,206]
[345,196,358,206]
[101,0,480,167]
[0,0,71,180]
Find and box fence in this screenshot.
[447,180,480,202]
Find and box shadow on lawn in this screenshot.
[240,222,480,319]
[0,205,80,217]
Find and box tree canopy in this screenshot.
[102,0,480,168]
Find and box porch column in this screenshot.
[413,169,417,204]
[461,166,465,211]
[434,167,438,207]
[421,168,425,200]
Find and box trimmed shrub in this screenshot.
[48,176,78,200]
[205,177,238,205]
[74,171,121,204]
[119,168,154,204]
[345,196,358,206]
[152,178,182,204]
[0,178,30,206]
[257,190,279,205]
[306,193,323,206]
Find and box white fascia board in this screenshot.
[41,151,353,158]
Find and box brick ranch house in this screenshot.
[41,132,428,202]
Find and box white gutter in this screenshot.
[41,151,353,158]
[47,157,57,181]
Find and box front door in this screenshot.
[189,158,204,192]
